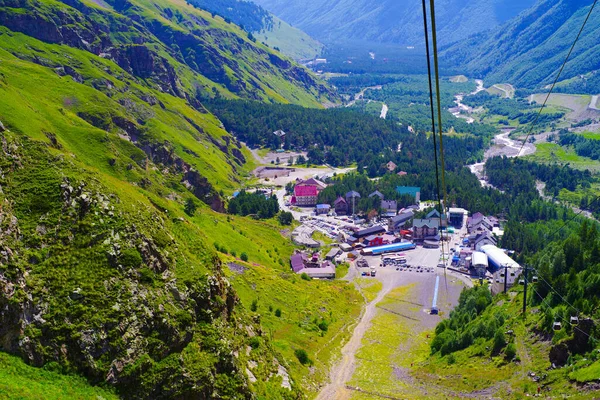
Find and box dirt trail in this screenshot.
[316,282,393,400]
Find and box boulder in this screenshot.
[0,121,5,132]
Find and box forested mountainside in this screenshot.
[0,0,341,397]
[442,0,600,89]
[252,0,535,46]
[186,0,323,59]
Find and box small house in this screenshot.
[334,196,348,215]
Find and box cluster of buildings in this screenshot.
[290,250,336,279]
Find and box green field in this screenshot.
[579,131,600,140]
[529,93,591,120]
[526,143,600,172]
[0,352,118,400]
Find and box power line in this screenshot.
[422,0,448,293]
[516,0,598,157]
[428,0,449,213]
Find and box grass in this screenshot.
[0,2,347,397]
[579,131,600,140]
[255,15,323,60]
[336,263,350,279]
[529,93,591,119]
[0,352,118,400]
[526,143,600,172]
[349,284,433,399]
[355,278,383,302]
[224,250,362,397]
[570,360,600,383]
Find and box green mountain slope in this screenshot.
[0,0,355,398]
[187,0,323,59]
[252,0,536,46]
[442,0,600,89]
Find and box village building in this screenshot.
[292,185,318,206]
[363,235,384,247]
[412,219,440,241]
[290,251,336,279]
[448,207,468,228]
[316,204,331,214]
[388,210,414,232]
[396,186,421,203]
[473,232,497,250]
[334,196,348,215]
[397,171,408,176]
[381,200,397,215]
[273,130,286,137]
[368,190,384,199]
[356,225,386,238]
[386,161,397,172]
[325,247,341,261]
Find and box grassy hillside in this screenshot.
[256,15,323,60]
[0,0,357,398]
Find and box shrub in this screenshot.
[249,337,260,349]
[121,248,143,268]
[275,308,282,317]
[184,198,197,216]
[250,299,258,312]
[231,250,237,258]
[240,252,248,262]
[295,349,310,365]
[278,211,293,225]
[505,343,517,360]
[317,320,329,332]
[493,328,506,352]
[447,353,457,365]
[301,273,311,281]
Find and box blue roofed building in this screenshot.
[396,186,421,203]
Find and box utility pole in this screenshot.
[504,264,509,294]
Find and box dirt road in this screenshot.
[316,282,392,400]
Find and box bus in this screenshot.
[382,255,407,266]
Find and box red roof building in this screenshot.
[293,185,318,206]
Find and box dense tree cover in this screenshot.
[320,46,428,75]
[186,0,272,32]
[485,156,593,198]
[529,221,600,321]
[364,75,475,109]
[559,131,600,161]
[554,73,600,95]
[227,190,279,218]
[328,74,410,95]
[206,99,488,168]
[353,76,497,139]
[431,286,504,356]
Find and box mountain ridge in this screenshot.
[441,0,600,88]
[251,0,537,46]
